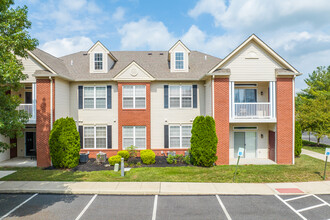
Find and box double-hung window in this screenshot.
[169,125,192,148]
[94,53,103,70]
[175,52,184,69]
[123,126,146,149]
[169,85,192,108]
[123,85,146,109]
[84,86,106,109]
[84,126,107,149]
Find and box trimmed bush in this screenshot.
[295,121,302,157]
[109,155,121,166]
[117,150,129,161]
[126,145,137,158]
[190,116,218,167]
[140,149,156,165]
[49,117,80,168]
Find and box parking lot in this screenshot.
[0,193,330,220]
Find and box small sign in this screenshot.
[238,148,244,157]
[325,148,330,156]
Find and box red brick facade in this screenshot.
[214,77,230,165]
[118,82,151,150]
[276,77,293,164]
[36,78,55,167]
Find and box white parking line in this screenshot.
[297,203,327,212]
[75,194,97,220]
[0,193,38,220]
[152,195,158,220]
[312,194,330,207]
[216,195,232,220]
[284,194,312,202]
[275,194,307,220]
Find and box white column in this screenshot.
[32,83,36,121]
[269,81,273,118]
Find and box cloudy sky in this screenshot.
[16,0,330,92]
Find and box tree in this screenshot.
[49,117,81,168]
[0,0,38,152]
[295,121,302,157]
[190,116,218,167]
[296,66,330,145]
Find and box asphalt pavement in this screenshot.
[1,193,330,220]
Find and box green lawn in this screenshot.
[302,140,329,154]
[0,155,329,183]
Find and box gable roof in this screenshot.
[113,61,155,81]
[168,40,191,53]
[209,34,301,75]
[87,41,118,62]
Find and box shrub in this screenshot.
[183,155,191,165]
[49,117,80,168]
[140,149,156,165]
[117,150,130,161]
[166,155,175,164]
[295,121,302,157]
[108,155,121,166]
[190,116,218,167]
[126,145,138,158]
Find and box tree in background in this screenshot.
[0,0,38,152]
[296,66,330,145]
[49,117,81,168]
[295,121,302,157]
[190,116,218,167]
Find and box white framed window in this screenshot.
[83,86,107,109]
[169,85,192,108]
[169,125,192,148]
[123,126,146,149]
[83,126,107,149]
[123,85,146,109]
[94,53,103,70]
[175,52,184,69]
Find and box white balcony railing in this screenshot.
[234,102,271,118]
[17,103,36,123]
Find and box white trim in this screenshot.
[50,77,53,129]
[212,76,214,117]
[27,51,57,75]
[168,40,191,53]
[169,124,192,148]
[93,53,104,71]
[122,126,147,149]
[168,85,193,109]
[174,51,184,70]
[83,125,107,149]
[83,86,107,109]
[114,61,155,81]
[292,77,295,164]
[122,85,146,109]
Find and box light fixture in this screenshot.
[261,91,264,95]
[261,134,264,138]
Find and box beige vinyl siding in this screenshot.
[55,78,70,120]
[71,82,118,149]
[150,82,204,149]
[20,55,45,83]
[89,44,113,74]
[0,135,10,162]
[204,78,212,116]
[116,63,153,80]
[170,44,189,72]
[224,42,282,81]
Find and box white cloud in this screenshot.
[112,7,126,21]
[118,18,176,50]
[40,36,93,57]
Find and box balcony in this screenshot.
[234,103,270,118]
[17,103,36,124]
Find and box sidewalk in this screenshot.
[0,180,330,195]
[302,148,327,161]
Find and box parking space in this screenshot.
[1,193,330,220]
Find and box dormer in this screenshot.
[87,41,117,73]
[168,40,190,72]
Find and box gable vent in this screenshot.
[160,53,164,55]
[148,52,152,55]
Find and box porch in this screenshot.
[14,83,36,124]
[0,157,37,167]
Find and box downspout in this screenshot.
[292,76,295,164]
[49,76,53,130]
[212,75,215,118]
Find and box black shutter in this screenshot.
[193,85,197,108]
[107,125,112,149]
[164,85,169,108]
[107,85,112,109]
[164,125,169,148]
[79,126,83,149]
[78,86,83,109]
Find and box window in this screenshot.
[84,86,106,109]
[123,126,146,149]
[175,52,184,69]
[123,85,146,109]
[94,53,103,70]
[169,85,192,108]
[169,125,192,148]
[234,88,257,103]
[84,126,107,149]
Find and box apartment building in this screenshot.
[0,34,301,167]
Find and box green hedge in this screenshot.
[140,149,155,165]
[190,116,218,167]
[295,121,302,157]
[109,155,121,166]
[49,117,80,168]
[117,150,129,161]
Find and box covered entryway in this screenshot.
[25,132,36,157]
[234,131,257,158]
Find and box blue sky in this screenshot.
[16,0,330,92]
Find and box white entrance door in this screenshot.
[234,131,257,158]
